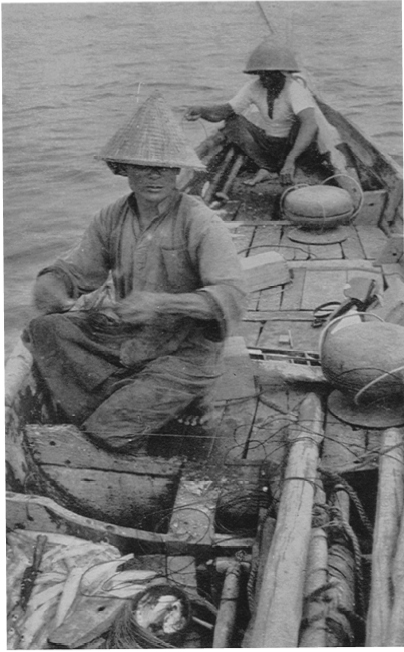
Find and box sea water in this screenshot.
[3,1,402,357]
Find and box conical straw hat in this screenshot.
[95,92,205,171]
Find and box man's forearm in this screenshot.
[186,103,234,123]
[285,110,318,164]
[157,291,217,320]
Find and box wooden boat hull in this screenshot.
[6,96,404,647]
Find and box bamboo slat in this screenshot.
[249,393,324,648]
[366,427,404,646]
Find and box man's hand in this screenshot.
[279,158,295,185]
[113,291,163,325]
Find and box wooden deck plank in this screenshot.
[355,190,387,227]
[279,230,310,261]
[258,318,321,352]
[257,286,283,311]
[355,225,388,260]
[288,259,379,271]
[215,336,257,402]
[250,223,283,254]
[245,309,314,322]
[167,479,219,552]
[308,241,343,260]
[301,270,348,310]
[341,224,366,259]
[25,424,182,475]
[211,397,258,464]
[232,226,256,255]
[281,268,306,310]
[246,389,289,466]
[234,320,262,347]
[248,292,260,311]
[346,267,383,294]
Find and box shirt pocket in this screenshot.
[160,246,199,293]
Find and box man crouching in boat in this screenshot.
[185,41,321,186]
[26,92,246,453]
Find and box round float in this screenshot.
[320,315,404,428]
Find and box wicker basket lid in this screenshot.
[95,92,206,171]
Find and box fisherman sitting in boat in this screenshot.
[26,92,246,453]
[185,41,322,186]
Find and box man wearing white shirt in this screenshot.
[185,42,320,186]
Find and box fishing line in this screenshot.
[255,2,275,34]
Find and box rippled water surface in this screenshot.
[3,1,402,356]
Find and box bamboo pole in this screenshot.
[299,479,328,648]
[366,427,404,646]
[212,560,241,648]
[249,393,324,648]
[386,501,404,646]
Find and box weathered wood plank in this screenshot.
[355,224,388,260]
[242,251,290,292]
[30,465,178,530]
[233,320,262,346]
[257,285,283,311]
[301,269,347,310]
[279,230,310,261]
[25,424,181,475]
[247,292,260,311]
[213,397,258,463]
[375,234,404,265]
[232,226,256,254]
[341,224,366,259]
[346,268,383,303]
[354,189,387,227]
[307,240,343,260]
[167,479,219,553]
[214,336,257,402]
[288,259,379,271]
[281,267,306,310]
[245,309,313,322]
[246,389,289,465]
[250,223,283,253]
[6,491,168,549]
[258,318,321,352]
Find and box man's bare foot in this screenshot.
[176,397,214,427]
[244,169,278,186]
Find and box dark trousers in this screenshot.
[223,115,326,173]
[27,312,222,451]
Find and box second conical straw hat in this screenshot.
[96,92,205,171]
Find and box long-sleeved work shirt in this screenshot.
[40,190,247,369]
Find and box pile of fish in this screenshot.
[7,529,160,649]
